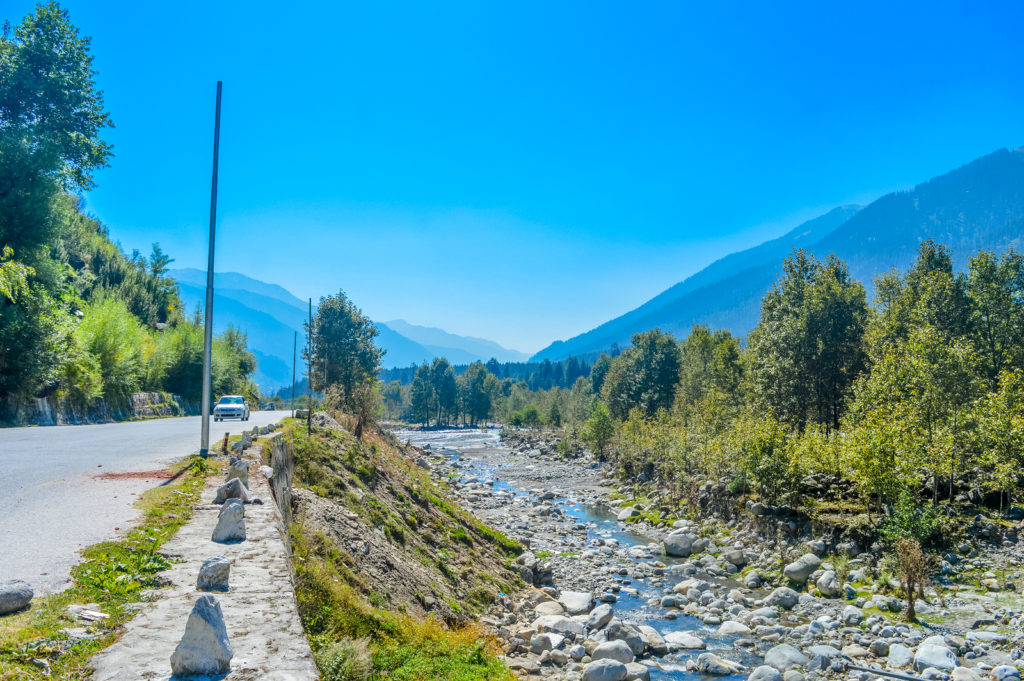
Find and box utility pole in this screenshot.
[307,297,312,435]
[291,330,297,419]
[199,80,222,457]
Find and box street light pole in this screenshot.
[291,330,297,418]
[200,80,223,457]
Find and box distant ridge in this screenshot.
[533,146,1024,361]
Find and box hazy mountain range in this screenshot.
[169,269,529,390]
[532,146,1024,361]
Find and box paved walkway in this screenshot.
[91,449,318,680]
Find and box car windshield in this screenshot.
[218,396,244,404]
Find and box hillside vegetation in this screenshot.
[0,4,257,421]
[278,414,521,680]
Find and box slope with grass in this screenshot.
[279,414,522,680]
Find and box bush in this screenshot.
[315,638,372,681]
[881,489,942,545]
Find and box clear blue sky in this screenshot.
[9,1,1024,353]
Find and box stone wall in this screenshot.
[268,436,296,526]
[3,392,198,426]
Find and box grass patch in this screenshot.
[0,458,208,679]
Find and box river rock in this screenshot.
[749,666,784,681]
[606,621,644,656]
[816,570,840,597]
[593,640,635,664]
[560,590,594,615]
[626,661,651,681]
[765,587,800,610]
[764,644,809,672]
[212,499,246,543]
[745,570,764,588]
[196,555,231,591]
[214,478,251,504]
[535,600,566,617]
[695,653,742,675]
[841,605,865,625]
[587,603,614,630]
[914,644,958,672]
[224,460,249,488]
[991,665,1021,681]
[664,531,697,557]
[665,631,706,651]
[583,658,628,681]
[638,624,667,656]
[534,615,586,638]
[618,507,640,521]
[0,580,33,615]
[724,548,747,566]
[719,620,752,635]
[783,553,821,583]
[530,632,565,654]
[888,643,914,669]
[169,594,233,676]
[952,667,984,681]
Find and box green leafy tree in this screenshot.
[410,364,434,425]
[602,329,682,419]
[430,357,457,425]
[308,290,383,407]
[967,250,1024,387]
[581,402,614,457]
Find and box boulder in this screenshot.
[749,666,784,681]
[952,667,984,681]
[991,666,1021,681]
[816,571,841,597]
[637,624,668,656]
[724,548,747,566]
[530,632,565,654]
[213,478,251,504]
[617,507,640,521]
[592,640,635,664]
[764,644,809,672]
[783,553,821,583]
[887,643,914,669]
[841,605,865,625]
[696,653,743,676]
[582,658,628,681]
[0,580,33,615]
[664,631,706,651]
[765,587,800,610]
[606,621,645,656]
[914,644,958,672]
[534,615,586,638]
[664,531,697,557]
[211,499,246,543]
[196,555,231,591]
[719,620,752,635]
[224,460,249,488]
[626,661,651,681]
[169,594,233,676]
[559,590,594,616]
[535,600,566,617]
[745,570,764,588]
[587,603,614,630]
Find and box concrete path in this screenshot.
[91,456,318,680]
[0,411,282,593]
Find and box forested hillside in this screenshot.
[0,5,256,422]
[534,148,1024,361]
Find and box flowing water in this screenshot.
[395,427,755,681]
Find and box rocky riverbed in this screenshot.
[393,428,1024,681]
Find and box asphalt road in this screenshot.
[0,411,284,594]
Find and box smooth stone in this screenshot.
[664,631,706,651]
[696,652,743,676]
[766,587,800,610]
[587,603,614,630]
[0,580,33,615]
[749,665,784,681]
[593,640,635,664]
[783,554,821,583]
[560,590,595,616]
[764,644,809,672]
[582,658,629,681]
[914,644,958,672]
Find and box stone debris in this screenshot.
[196,555,231,592]
[169,594,233,677]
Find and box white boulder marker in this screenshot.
[224,459,249,488]
[211,499,246,543]
[169,594,233,676]
[214,477,251,504]
[196,555,231,591]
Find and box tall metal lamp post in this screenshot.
[200,81,223,457]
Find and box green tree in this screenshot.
[967,250,1024,387]
[602,329,682,419]
[590,354,612,394]
[410,364,434,425]
[582,402,614,457]
[308,290,383,407]
[430,357,457,425]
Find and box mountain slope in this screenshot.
[384,319,530,363]
[533,146,1024,361]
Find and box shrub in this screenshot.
[881,489,942,545]
[315,638,372,681]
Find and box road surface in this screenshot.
[0,411,284,594]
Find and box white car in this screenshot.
[214,395,250,421]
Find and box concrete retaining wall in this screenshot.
[3,391,198,426]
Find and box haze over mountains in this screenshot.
[170,269,528,390]
[532,146,1024,361]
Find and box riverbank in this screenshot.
[397,427,1024,681]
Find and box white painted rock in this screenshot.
[169,594,233,676]
[225,460,249,488]
[211,500,246,543]
[196,555,231,591]
[0,580,33,615]
[214,477,251,504]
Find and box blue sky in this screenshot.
[9,1,1024,353]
